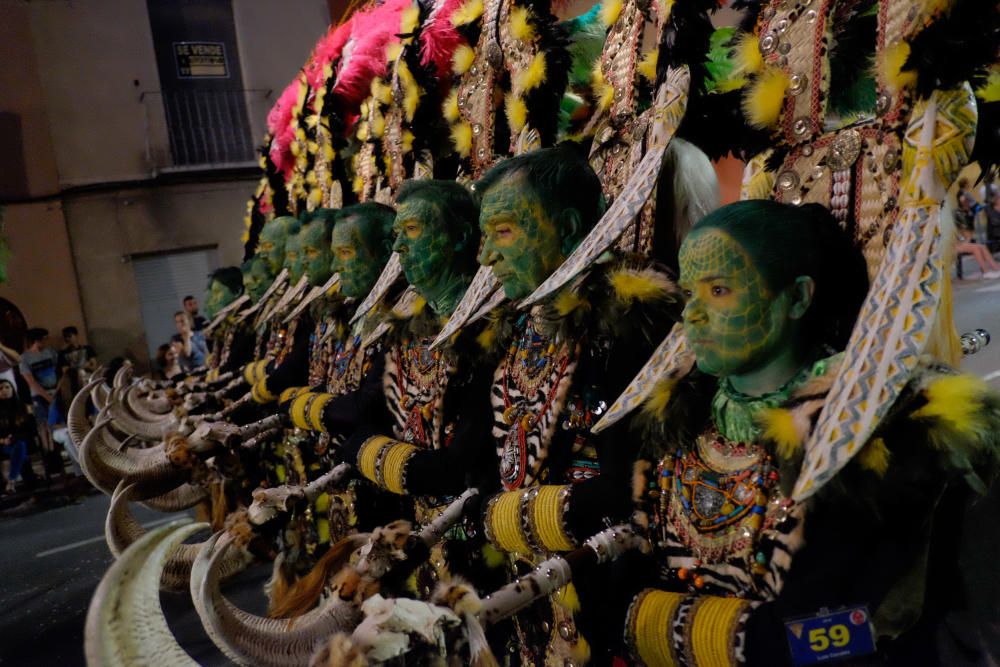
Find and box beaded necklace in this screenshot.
[396,338,449,447]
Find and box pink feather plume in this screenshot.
[420,0,465,80]
[331,0,412,110]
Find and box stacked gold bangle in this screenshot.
[626,589,751,666]
[356,436,417,494]
[243,360,268,385]
[251,378,275,404]
[289,392,334,431]
[279,386,310,405]
[484,485,576,555]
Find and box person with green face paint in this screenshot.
[242,255,273,305]
[257,215,303,276]
[203,267,244,321]
[570,200,1000,665]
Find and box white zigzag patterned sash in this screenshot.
[793,86,977,501]
[350,252,403,324]
[430,265,502,349]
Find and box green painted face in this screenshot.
[298,221,334,287]
[477,174,573,300]
[331,215,389,299]
[392,199,455,290]
[284,231,306,283]
[243,257,272,303]
[203,279,238,320]
[258,217,296,274]
[678,229,797,379]
[392,197,471,314]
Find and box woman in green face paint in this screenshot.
[583,200,1000,666]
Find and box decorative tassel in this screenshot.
[505,93,529,133]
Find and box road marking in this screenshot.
[973,282,1000,293]
[984,369,1000,382]
[34,515,185,558]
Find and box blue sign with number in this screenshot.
[784,605,877,665]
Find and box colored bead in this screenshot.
[693,576,705,589]
[755,551,767,565]
[677,568,689,580]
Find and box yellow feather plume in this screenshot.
[397,62,421,122]
[592,65,614,112]
[510,6,535,41]
[857,437,891,477]
[481,543,506,568]
[637,49,658,82]
[452,44,476,75]
[600,0,622,26]
[371,78,392,105]
[505,93,528,133]
[877,41,918,95]
[759,407,803,460]
[742,66,789,128]
[400,5,420,36]
[609,268,674,304]
[976,68,1000,102]
[733,32,764,76]
[451,122,473,157]
[514,53,547,93]
[476,323,497,350]
[553,583,581,613]
[401,129,414,154]
[912,374,990,436]
[370,111,385,139]
[642,376,677,417]
[352,175,364,195]
[356,121,369,142]
[451,0,484,26]
[444,89,460,122]
[385,42,403,62]
[553,289,588,317]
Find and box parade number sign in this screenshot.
[174,42,228,78]
[785,605,877,665]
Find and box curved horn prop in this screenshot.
[107,482,250,592]
[78,418,189,497]
[84,521,202,667]
[125,384,174,418]
[91,381,109,412]
[107,386,178,439]
[69,378,104,451]
[191,532,363,667]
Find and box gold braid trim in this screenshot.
[627,589,683,666]
[688,596,750,665]
[531,484,576,552]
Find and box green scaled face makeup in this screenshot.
[477,174,570,301]
[678,229,796,379]
[203,279,238,319]
[392,198,456,292]
[258,216,297,275]
[243,257,272,303]
[331,215,389,299]
[299,221,334,287]
[284,231,305,283]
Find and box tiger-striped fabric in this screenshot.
[383,339,454,450]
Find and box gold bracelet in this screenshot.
[488,490,531,555]
[279,386,308,405]
[254,379,275,404]
[532,485,576,552]
[380,442,417,494]
[308,393,333,432]
[243,361,259,384]
[357,436,390,483]
[629,589,683,667]
[690,596,749,666]
[290,393,312,429]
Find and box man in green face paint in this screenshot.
[330,203,396,300]
[242,256,273,304]
[258,216,303,276]
[203,267,244,321]
[292,209,337,288]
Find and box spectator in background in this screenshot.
[0,379,32,494]
[183,295,207,332]
[19,328,58,454]
[172,311,207,371]
[58,326,97,376]
[156,343,184,381]
[48,368,84,478]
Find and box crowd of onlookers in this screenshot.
[155,295,208,381]
[0,325,95,497]
[954,178,1000,279]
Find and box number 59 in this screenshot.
[809,625,850,652]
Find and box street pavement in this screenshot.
[0,270,996,667]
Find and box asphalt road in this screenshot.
[0,272,996,667]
